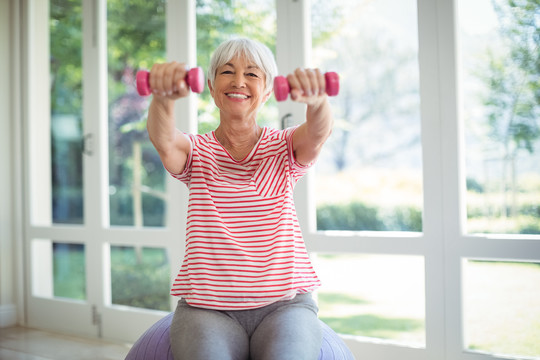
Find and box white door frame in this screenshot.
[21,0,194,342]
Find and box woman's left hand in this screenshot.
[288,67,333,166]
[286,68,328,107]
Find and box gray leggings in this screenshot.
[170,294,322,360]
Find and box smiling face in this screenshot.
[208,55,272,122]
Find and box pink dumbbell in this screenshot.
[136,67,205,96]
[274,72,339,102]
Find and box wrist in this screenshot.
[151,96,175,114]
[307,96,329,114]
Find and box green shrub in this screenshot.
[520,204,540,217]
[316,202,422,232]
[109,189,165,226]
[110,247,170,311]
[385,207,422,232]
[111,262,170,311]
[317,202,384,231]
[467,177,485,193]
[518,217,540,234]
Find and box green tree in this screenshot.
[50,0,84,224]
[51,0,344,225]
[50,0,83,115]
[486,0,540,154]
[481,0,539,216]
[313,7,420,172]
[195,0,277,133]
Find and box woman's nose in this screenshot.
[232,73,246,87]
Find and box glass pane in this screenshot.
[31,239,86,301]
[463,260,540,358]
[459,0,540,235]
[196,0,278,133]
[107,1,167,227]
[110,246,170,311]
[50,0,84,225]
[315,254,425,347]
[312,0,423,232]
[53,243,86,300]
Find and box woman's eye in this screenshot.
[221,70,233,75]
[247,73,259,78]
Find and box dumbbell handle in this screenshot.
[274,72,339,102]
[136,67,204,96]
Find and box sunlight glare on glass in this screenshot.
[459,0,498,35]
[460,0,540,235]
[463,260,540,358]
[315,254,426,347]
[312,0,423,233]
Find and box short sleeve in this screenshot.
[284,126,314,180]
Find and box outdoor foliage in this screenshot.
[53,245,171,311]
[485,0,539,156]
[110,247,170,311]
[50,0,84,224]
[464,0,540,232]
[317,202,422,232]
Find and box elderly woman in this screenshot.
[147,38,333,360]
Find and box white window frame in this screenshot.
[282,0,540,359]
[9,0,540,358]
[18,0,194,341]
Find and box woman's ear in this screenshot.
[207,79,214,97]
[263,90,272,103]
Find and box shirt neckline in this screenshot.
[211,126,267,163]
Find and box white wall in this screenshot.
[0,0,18,328]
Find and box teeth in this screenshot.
[227,93,248,99]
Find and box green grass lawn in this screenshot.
[52,243,86,300]
[463,261,540,358]
[315,255,540,358]
[53,245,170,311]
[52,246,540,357]
[315,254,426,346]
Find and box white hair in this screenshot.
[207,38,278,95]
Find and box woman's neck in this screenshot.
[215,120,262,161]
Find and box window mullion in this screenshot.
[427,0,467,358]
[276,0,310,132]
[417,0,459,357]
[167,0,197,135]
[80,0,108,318]
[165,0,195,235]
[164,0,194,296]
[82,0,109,230]
[26,0,52,227]
[276,0,314,234]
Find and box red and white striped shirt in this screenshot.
[168,126,321,310]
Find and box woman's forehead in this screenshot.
[221,55,261,70]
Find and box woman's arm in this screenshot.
[146,62,192,174]
[288,68,334,166]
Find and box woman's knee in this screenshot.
[170,301,249,360]
[249,297,322,360]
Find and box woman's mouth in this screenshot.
[226,92,249,99]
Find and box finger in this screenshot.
[150,62,189,99]
[314,68,325,96]
[294,68,313,97]
[149,63,162,95]
[150,63,169,97]
[286,72,303,101]
[172,65,189,97]
[305,68,319,97]
[162,62,179,96]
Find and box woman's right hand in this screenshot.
[147,61,192,175]
[149,61,191,101]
